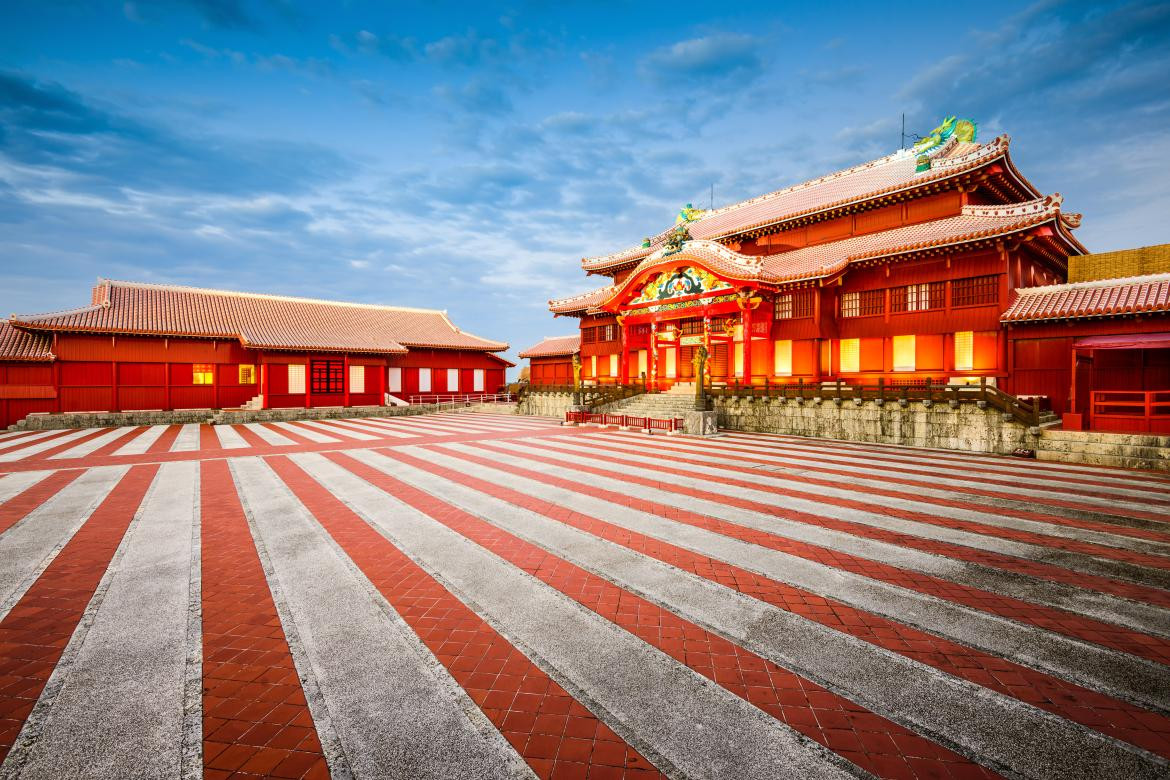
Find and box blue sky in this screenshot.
[2,1,1168,370]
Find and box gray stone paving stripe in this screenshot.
[0,466,129,623]
[494,438,1170,590]
[48,426,140,460]
[212,424,249,449]
[684,432,1170,508]
[339,450,1170,780]
[243,422,295,446]
[573,433,1170,551]
[228,455,533,780]
[340,419,417,438]
[271,420,338,443]
[8,462,198,780]
[0,429,93,462]
[552,436,1169,557]
[420,444,1170,712]
[297,419,378,440]
[720,431,1170,488]
[326,418,411,438]
[293,451,868,780]
[0,431,56,445]
[0,470,52,507]
[112,424,169,456]
[170,423,201,452]
[370,417,482,436]
[461,441,1170,640]
[398,417,501,433]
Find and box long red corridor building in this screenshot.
[0,279,511,428]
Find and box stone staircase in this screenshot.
[601,384,699,419]
[1037,428,1170,471]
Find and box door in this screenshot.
[665,348,677,379]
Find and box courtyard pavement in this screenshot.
[0,412,1168,779]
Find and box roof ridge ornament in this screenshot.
[915,115,978,172]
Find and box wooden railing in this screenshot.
[1090,390,1170,433]
[565,410,683,433]
[408,392,514,407]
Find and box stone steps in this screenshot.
[1037,428,1170,472]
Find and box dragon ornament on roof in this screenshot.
[914,115,978,172]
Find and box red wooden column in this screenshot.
[741,303,753,385]
[619,320,630,385]
[213,362,220,410]
[343,355,351,408]
[261,356,269,410]
[305,360,312,409]
[650,322,658,390]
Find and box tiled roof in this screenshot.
[1002,273,1170,323]
[0,322,54,361]
[548,285,617,315]
[12,280,508,354]
[577,195,1080,312]
[518,334,580,359]
[582,135,1033,274]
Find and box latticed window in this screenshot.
[582,327,597,344]
[310,360,343,393]
[891,282,945,312]
[680,319,704,335]
[841,289,884,317]
[238,364,256,384]
[775,294,793,319]
[954,331,974,371]
[602,324,615,342]
[952,275,999,307]
[774,290,815,319]
[193,364,214,385]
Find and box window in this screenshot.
[733,343,744,378]
[775,294,793,319]
[388,367,402,393]
[841,289,884,317]
[447,368,459,391]
[473,369,484,391]
[590,355,597,377]
[839,339,860,373]
[288,364,306,394]
[637,350,648,377]
[193,363,214,385]
[237,364,256,384]
[952,275,999,307]
[665,349,677,378]
[310,360,343,393]
[609,354,618,376]
[602,324,615,342]
[418,368,432,392]
[774,290,814,319]
[349,365,365,393]
[893,335,916,372]
[680,319,703,335]
[774,340,793,376]
[892,282,945,312]
[582,327,597,344]
[954,331,974,371]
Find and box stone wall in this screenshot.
[1038,428,1170,471]
[10,404,438,431]
[517,392,575,418]
[714,395,1041,455]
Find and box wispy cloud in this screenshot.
[639,32,766,87]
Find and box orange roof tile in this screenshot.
[1002,273,1170,323]
[518,334,580,359]
[12,280,508,354]
[0,322,53,362]
[549,285,617,315]
[582,135,1034,274]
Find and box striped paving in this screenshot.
[0,412,1167,778]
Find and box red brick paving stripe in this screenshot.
[0,464,156,762]
[493,437,1170,610]
[331,449,1002,780]
[407,444,1170,760]
[454,441,1170,665]
[230,425,274,450]
[0,471,82,535]
[0,423,599,476]
[199,459,329,780]
[602,434,1170,541]
[199,425,221,453]
[146,424,184,455]
[0,431,77,458]
[265,455,663,780]
[541,437,1170,572]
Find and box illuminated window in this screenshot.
[590,355,597,377]
[841,290,883,317]
[238,364,256,385]
[288,364,306,394]
[839,339,860,373]
[775,294,793,319]
[954,331,974,371]
[893,335,916,372]
[774,340,792,376]
[447,368,459,390]
[733,343,744,377]
[609,354,618,376]
[349,365,365,393]
[892,282,945,312]
[637,350,648,377]
[193,364,214,385]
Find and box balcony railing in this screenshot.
[1090,390,1170,434]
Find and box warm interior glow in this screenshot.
[893,335,916,372]
[349,365,365,393]
[287,364,306,394]
[774,340,792,376]
[609,353,618,376]
[193,363,214,385]
[839,339,859,373]
[734,343,744,377]
[238,364,255,385]
[637,349,648,378]
[954,331,974,371]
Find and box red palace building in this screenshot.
[534,117,1170,433]
[0,279,512,428]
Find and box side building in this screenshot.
[516,335,580,387]
[0,279,512,428]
